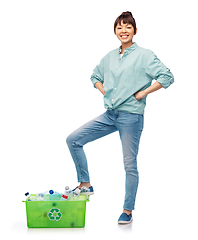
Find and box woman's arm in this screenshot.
[95,82,106,96]
[135,81,163,100]
[135,50,174,101]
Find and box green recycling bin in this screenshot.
[23,195,89,228]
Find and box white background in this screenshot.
[1,0,198,239]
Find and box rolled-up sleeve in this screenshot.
[90,57,104,88]
[146,51,174,89]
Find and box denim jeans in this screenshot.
[66,110,144,211]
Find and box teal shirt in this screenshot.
[90,42,174,114]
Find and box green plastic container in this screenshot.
[23,195,89,228]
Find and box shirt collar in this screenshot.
[119,42,138,54]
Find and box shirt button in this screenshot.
[114,88,116,90]
[112,99,114,102]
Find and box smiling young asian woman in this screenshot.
[66,11,174,224]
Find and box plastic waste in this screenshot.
[65,186,72,195]
[64,186,73,200]
[25,192,36,201]
[63,186,80,200]
[72,187,80,200]
[24,185,93,202]
[49,190,62,201]
[73,188,81,196]
[60,194,68,201]
[33,191,50,201]
[35,193,46,201]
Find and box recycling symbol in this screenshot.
[48,208,62,221]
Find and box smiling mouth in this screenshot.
[120,35,129,39]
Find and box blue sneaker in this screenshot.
[72,186,94,196]
[118,213,133,224]
[80,186,94,195]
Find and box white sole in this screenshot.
[80,192,94,196]
[118,217,133,224]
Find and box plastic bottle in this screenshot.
[49,190,62,201]
[25,192,30,200]
[74,188,81,195]
[64,186,73,200]
[43,191,50,201]
[25,192,36,201]
[73,187,80,200]
[34,191,50,201]
[60,194,68,201]
[65,186,72,195]
[35,192,45,201]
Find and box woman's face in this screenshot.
[115,21,136,45]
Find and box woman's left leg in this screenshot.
[116,112,144,211]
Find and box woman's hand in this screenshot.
[135,82,163,100]
[134,91,147,101]
[95,82,106,95]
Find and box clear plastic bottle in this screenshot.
[25,192,36,201]
[64,186,73,200]
[60,194,68,201]
[73,187,80,200]
[74,188,81,195]
[65,186,72,195]
[49,190,62,201]
[43,191,50,201]
[35,192,45,201]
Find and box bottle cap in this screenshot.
[49,190,54,194]
[62,194,68,199]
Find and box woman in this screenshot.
[66,11,174,224]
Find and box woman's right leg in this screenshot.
[66,111,117,183]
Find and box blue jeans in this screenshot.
[66,110,144,211]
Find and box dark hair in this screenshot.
[114,11,136,34]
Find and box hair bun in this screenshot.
[121,11,133,17]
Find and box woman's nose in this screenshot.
[122,27,126,32]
